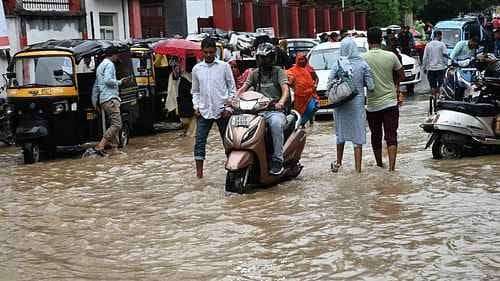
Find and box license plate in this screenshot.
[405,71,413,77]
[86,112,95,120]
[319,99,329,107]
[231,115,251,127]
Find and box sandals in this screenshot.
[330,162,342,173]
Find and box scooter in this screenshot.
[224,91,306,194]
[441,58,480,101]
[423,63,500,159]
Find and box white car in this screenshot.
[307,37,421,115]
[285,38,318,61]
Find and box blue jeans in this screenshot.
[194,117,228,161]
[262,111,286,163]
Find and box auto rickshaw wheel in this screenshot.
[23,142,40,164]
[118,123,130,148]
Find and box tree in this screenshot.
[368,0,401,27]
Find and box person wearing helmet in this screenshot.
[238,42,290,175]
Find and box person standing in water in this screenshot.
[362,27,404,172]
[192,37,236,178]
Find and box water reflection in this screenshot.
[0,97,499,280]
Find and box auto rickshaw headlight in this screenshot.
[53,101,68,115]
[29,102,36,110]
[4,104,13,116]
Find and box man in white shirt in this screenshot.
[192,37,236,178]
[422,30,448,97]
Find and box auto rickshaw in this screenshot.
[4,39,140,164]
[130,41,157,133]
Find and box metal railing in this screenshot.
[20,0,70,12]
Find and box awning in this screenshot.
[0,1,9,49]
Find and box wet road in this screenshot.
[0,94,499,281]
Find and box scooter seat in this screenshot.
[436,101,497,117]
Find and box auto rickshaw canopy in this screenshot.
[24,39,130,64]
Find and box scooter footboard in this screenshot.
[226,151,254,171]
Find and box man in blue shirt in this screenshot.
[450,36,480,60]
[92,53,129,155]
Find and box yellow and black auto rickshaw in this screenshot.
[129,39,171,133]
[5,39,140,164]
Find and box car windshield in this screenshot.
[11,56,74,87]
[132,57,152,77]
[309,47,366,70]
[438,28,461,48]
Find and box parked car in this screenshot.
[308,37,421,115]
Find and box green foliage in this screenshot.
[368,0,401,27]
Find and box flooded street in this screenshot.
[0,95,499,281]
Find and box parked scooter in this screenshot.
[441,58,480,101]
[423,60,500,159]
[224,91,306,194]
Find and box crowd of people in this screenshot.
[90,15,500,178]
[188,27,405,178]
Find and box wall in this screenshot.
[26,19,82,45]
[85,0,129,40]
[165,0,187,36]
[186,0,213,34]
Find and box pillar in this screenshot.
[128,0,142,38]
[332,6,343,30]
[3,0,16,14]
[69,0,81,13]
[290,6,299,38]
[356,11,367,31]
[307,6,316,37]
[343,9,355,30]
[212,0,233,31]
[265,0,280,38]
[242,0,253,32]
[323,8,331,32]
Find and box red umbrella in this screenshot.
[153,39,202,60]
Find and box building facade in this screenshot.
[85,0,130,40]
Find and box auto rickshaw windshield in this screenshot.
[131,56,151,77]
[10,56,74,87]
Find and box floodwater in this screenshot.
[0,95,499,281]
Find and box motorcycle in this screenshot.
[441,58,480,101]
[422,60,500,159]
[224,91,306,194]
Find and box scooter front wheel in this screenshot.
[432,139,463,160]
[225,168,250,194]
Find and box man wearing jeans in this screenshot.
[363,27,404,171]
[92,52,128,155]
[422,30,448,97]
[238,43,289,175]
[192,37,236,178]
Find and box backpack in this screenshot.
[328,60,358,108]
